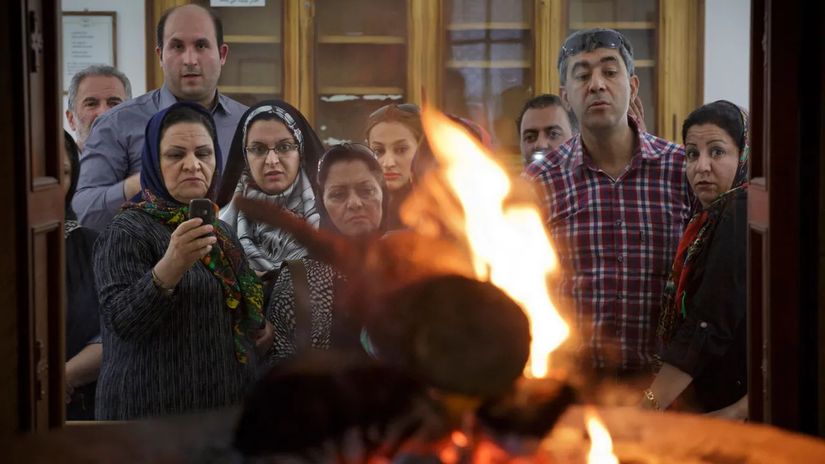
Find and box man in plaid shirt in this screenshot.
[525,28,692,376]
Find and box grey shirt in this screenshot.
[73,85,247,231]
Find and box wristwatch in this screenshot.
[151,268,175,298]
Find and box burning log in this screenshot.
[233,352,438,462]
[477,376,577,440]
[365,275,531,399]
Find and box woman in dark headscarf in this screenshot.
[63,131,102,420]
[641,100,749,419]
[94,102,272,420]
[218,100,326,274]
[268,143,388,363]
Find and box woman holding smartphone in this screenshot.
[93,102,273,420]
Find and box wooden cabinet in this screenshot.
[311,0,409,145]
[193,0,285,106]
[440,0,535,156]
[147,0,702,150]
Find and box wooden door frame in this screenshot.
[748,0,825,434]
[0,0,66,433]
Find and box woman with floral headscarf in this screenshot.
[94,102,272,420]
[640,100,749,420]
[218,100,326,274]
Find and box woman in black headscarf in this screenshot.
[63,131,102,420]
[218,100,326,274]
[641,100,749,419]
[94,102,272,420]
[268,143,389,363]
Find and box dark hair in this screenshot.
[63,130,80,207]
[681,100,746,151]
[515,94,578,134]
[316,143,389,233]
[160,104,218,143]
[156,4,224,50]
[318,143,385,191]
[364,103,423,143]
[558,28,634,86]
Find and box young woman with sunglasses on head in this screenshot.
[365,103,423,231]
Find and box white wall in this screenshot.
[61,0,147,133]
[704,0,751,109]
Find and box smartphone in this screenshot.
[188,198,215,225]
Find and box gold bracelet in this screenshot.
[643,388,660,410]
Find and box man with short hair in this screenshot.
[525,29,692,376]
[517,94,577,165]
[73,4,246,231]
[66,65,132,151]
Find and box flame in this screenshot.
[451,430,469,448]
[419,107,569,378]
[585,407,618,464]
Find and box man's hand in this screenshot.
[123,173,142,200]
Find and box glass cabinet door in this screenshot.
[567,0,658,132]
[196,0,284,106]
[313,0,408,145]
[441,0,534,160]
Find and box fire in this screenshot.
[419,107,569,378]
[585,407,618,464]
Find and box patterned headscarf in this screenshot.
[218,101,325,273]
[125,102,264,364]
[657,101,749,348]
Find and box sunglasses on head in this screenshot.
[367,103,420,120]
[559,29,632,64]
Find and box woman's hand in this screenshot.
[251,320,275,356]
[639,363,693,411]
[153,218,217,289]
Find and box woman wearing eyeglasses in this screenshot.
[218,101,326,274]
[365,103,423,230]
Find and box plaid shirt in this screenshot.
[525,121,691,372]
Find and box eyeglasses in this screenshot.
[245,141,299,157]
[559,29,632,63]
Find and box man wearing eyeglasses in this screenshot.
[73,4,247,231]
[525,28,692,378]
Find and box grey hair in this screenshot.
[67,65,133,112]
[557,28,635,86]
